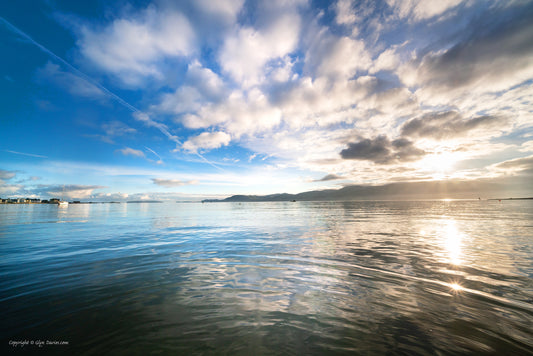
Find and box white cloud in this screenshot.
[152,178,199,187]
[386,0,463,22]
[304,32,371,80]
[273,75,376,129]
[102,121,136,137]
[117,147,145,157]
[38,184,106,199]
[334,0,358,25]
[519,140,533,152]
[370,47,401,74]
[90,192,130,201]
[78,5,195,85]
[219,13,300,86]
[0,183,22,195]
[52,0,532,192]
[91,120,137,144]
[193,0,244,23]
[155,61,227,115]
[182,88,283,137]
[182,131,231,153]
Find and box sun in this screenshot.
[419,151,459,178]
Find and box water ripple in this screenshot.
[1,201,532,354]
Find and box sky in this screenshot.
[1,0,532,201]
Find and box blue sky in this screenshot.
[1,0,532,201]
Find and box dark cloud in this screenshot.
[314,174,344,182]
[340,135,390,162]
[410,2,533,91]
[0,169,16,180]
[401,111,505,140]
[340,135,425,164]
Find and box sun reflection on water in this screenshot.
[444,219,462,265]
[450,282,463,291]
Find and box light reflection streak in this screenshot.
[444,219,462,265]
[245,255,533,312]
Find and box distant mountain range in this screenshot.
[203,179,530,202]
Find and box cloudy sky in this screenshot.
[1,0,532,201]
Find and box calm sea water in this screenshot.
[1,200,532,355]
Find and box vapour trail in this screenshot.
[145,146,163,163]
[0,16,224,171]
[3,149,48,158]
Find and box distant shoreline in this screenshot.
[487,197,533,201]
[2,197,532,204]
[202,194,533,203]
[0,200,164,204]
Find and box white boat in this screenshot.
[57,185,69,206]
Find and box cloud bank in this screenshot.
[8,0,530,197]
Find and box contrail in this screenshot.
[3,149,48,158]
[144,146,164,164]
[0,16,224,171]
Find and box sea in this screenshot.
[1,200,532,355]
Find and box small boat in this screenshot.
[57,185,68,206]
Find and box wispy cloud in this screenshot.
[0,15,222,171]
[77,6,196,85]
[103,121,137,137]
[117,147,145,158]
[0,183,22,195]
[36,61,106,100]
[87,121,137,144]
[182,131,231,153]
[490,155,533,176]
[386,0,463,22]
[152,178,199,187]
[401,112,507,140]
[0,169,16,180]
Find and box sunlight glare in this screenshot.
[444,219,462,265]
[450,283,463,291]
[421,151,458,178]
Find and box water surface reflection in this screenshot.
[1,201,532,354]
